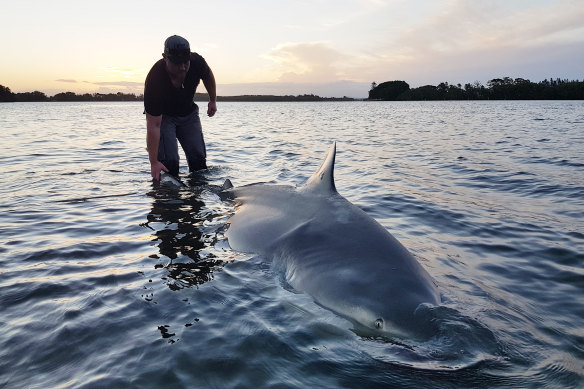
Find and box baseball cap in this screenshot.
[164,35,191,64]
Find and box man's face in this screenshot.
[164,55,190,78]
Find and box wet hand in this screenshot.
[150,161,168,181]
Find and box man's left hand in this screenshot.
[207,101,217,117]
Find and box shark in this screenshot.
[225,143,440,339]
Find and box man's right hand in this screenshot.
[150,161,168,181]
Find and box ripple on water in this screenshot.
[1,101,583,388]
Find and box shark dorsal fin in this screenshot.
[302,142,337,195]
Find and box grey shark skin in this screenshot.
[226,143,440,339]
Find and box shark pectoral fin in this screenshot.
[219,179,235,201]
[222,179,234,191]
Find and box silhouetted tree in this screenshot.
[52,92,78,101]
[0,84,15,102]
[14,91,49,102]
[399,85,440,100]
[369,80,410,100]
[49,91,142,101]
[369,77,583,100]
[464,81,487,99]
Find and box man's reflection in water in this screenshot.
[144,174,227,291]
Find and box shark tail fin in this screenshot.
[302,142,337,195]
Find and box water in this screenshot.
[0,100,583,388]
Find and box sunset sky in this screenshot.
[2,0,583,98]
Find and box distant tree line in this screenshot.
[3,77,582,102]
[0,85,143,102]
[0,85,354,103]
[194,93,354,102]
[369,77,584,100]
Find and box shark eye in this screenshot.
[374,318,383,329]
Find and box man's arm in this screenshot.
[146,113,167,180]
[202,69,217,117]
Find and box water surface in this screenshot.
[0,101,583,388]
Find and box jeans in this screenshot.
[158,105,207,176]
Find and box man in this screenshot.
[144,35,217,180]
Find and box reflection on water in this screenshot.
[143,174,229,293]
[141,172,235,345]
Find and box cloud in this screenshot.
[394,0,584,54]
[263,42,349,83]
[56,78,143,90]
[102,67,146,78]
[218,80,370,98]
[88,80,144,94]
[256,1,583,87]
[91,81,143,87]
[353,0,584,85]
[363,40,584,87]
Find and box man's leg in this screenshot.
[176,106,207,171]
[158,116,180,176]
